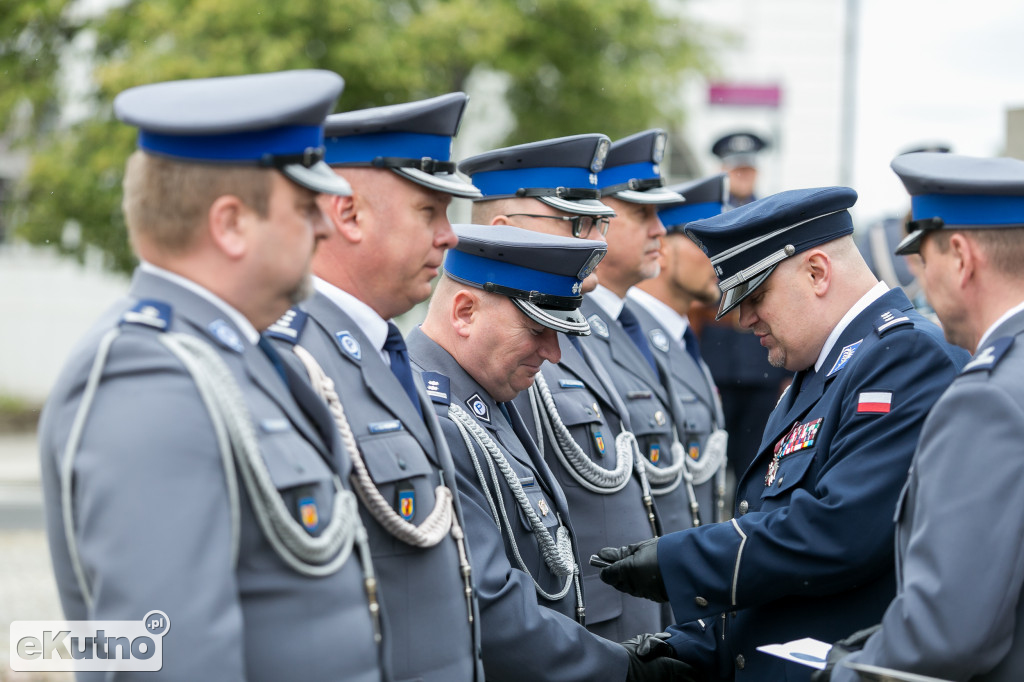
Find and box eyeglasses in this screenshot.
[504,213,612,239]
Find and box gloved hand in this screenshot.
[621,633,706,682]
[597,538,668,603]
[809,624,882,681]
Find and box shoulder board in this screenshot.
[961,336,1014,375]
[648,328,670,353]
[120,299,172,331]
[421,371,451,405]
[874,309,913,336]
[587,314,610,339]
[264,307,308,344]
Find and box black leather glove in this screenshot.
[809,624,882,681]
[621,633,706,682]
[598,538,668,603]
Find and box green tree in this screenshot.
[5,0,720,273]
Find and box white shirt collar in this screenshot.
[977,299,1024,351]
[589,284,625,319]
[313,276,390,359]
[627,287,688,343]
[814,281,889,373]
[140,261,259,344]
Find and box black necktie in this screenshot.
[617,306,658,375]
[384,322,423,418]
[682,325,703,367]
[257,335,290,387]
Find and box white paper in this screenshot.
[756,637,832,670]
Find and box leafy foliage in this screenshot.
[4,0,719,272]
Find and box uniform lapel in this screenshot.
[555,335,626,426]
[581,297,670,404]
[304,293,437,458]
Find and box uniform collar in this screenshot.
[814,281,889,373]
[589,284,625,319]
[314,276,389,358]
[139,261,259,344]
[627,287,688,342]
[977,298,1024,351]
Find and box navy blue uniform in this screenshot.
[657,289,968,681]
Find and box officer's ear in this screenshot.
[319,193,360,243]
[948,232,978,287]
[804,249,833,298]
[207,194,248,260]
[451,289,481,338]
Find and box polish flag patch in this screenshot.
[857,391,892,414]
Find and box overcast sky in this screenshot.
[852,0,1024,220]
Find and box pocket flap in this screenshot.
[760,450,815,499]
[356,431,433,484]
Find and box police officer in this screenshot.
[702,131,792,483]
[711,131,767,209]
[597,186,969,681]
[407,224,699,682]
[824,153,1024,682]
[582,129,704,537]
[627,173,730,523]
[265,94,483,682]
[458,134,663,642]
[37,71,383,680]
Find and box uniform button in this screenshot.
[398,458,407,470]
[695,596,708,607]
[738,500,749,515]
[735,654,745,669]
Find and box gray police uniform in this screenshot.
[408,331,629,682]
[264,93,483,682]
[37,69,382,682]
[39,269,382,682]
[408,224,630,681]
[625,294,724,521]
[458,133,662,641]
[513,334,663,641]
[835,309,1024,682]
[268,294,480,682]
[579,294,698,535]
[832,152,1024,682]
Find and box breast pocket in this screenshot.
[549,392,613,483]
[260,430,336,537]
[623,393,672,466]
[355,430,436,525]
[760,450,816,501]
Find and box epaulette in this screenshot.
[120,299,172,331]
[587,314,610,339]
[422,372,451,405]
[961,336,1014,375]
[265,307,308,344]
[874,309,913,337]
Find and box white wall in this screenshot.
[0,243,128,402]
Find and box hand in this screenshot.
[809,624,882,682]
[621,634,706,682]
[597,538,668,603]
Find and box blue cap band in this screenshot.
[139,124,322,162]
[444,249,581,298]
[658,201,723,228]
[325,131,452,165]
[470,166,598,198]
[598,161,658,189]
[912,193,1024,225]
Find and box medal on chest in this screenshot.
[765,417,822,486]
